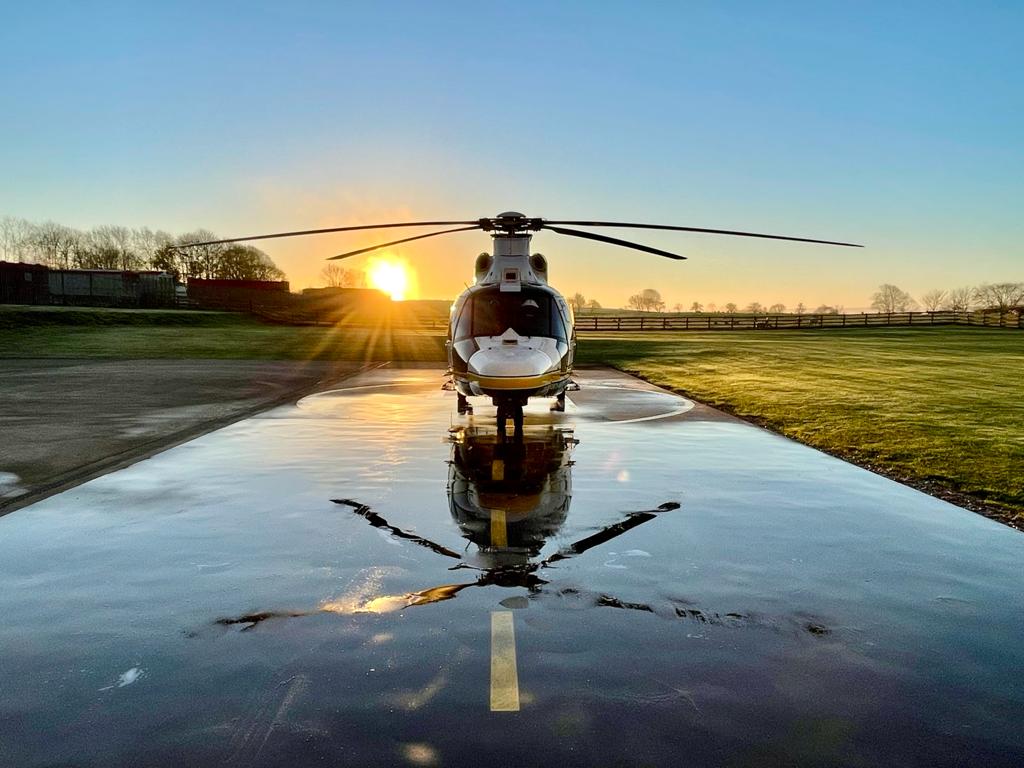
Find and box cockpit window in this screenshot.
[457,287,567,340]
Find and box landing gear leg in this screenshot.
[457,393,472,415]
[496,404,508,438]
[511,402,524,437]
[496,401,524,439]
[551,391,566,412]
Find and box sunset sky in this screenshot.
[2,2,1021,310]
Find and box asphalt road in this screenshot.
[1,366,1021,767]
[0,359,368,514]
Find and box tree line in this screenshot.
[0,216,286,282]
[571,282,1023,315]
[871,283,1024,313]
[574,288,840,315]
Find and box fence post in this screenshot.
[707,316,711,329]
[663,317,667,330]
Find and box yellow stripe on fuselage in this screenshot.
[462,371,566,391]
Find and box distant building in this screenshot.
[0,262,176,307]
[49,269,176,307]
[0,262,50,305]
[187,278,291,311]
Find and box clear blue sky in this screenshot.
[2,1,1021,308]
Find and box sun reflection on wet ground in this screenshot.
[0,367,1022,766]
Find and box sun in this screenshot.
[366,256,412,301]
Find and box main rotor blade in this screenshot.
[174,220,480,249]
[544,221,863,248]
[542,225,686,260]
[327,225,482,260]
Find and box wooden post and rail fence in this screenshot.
[248,306,1024,330]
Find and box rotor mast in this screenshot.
[476,212,548,289]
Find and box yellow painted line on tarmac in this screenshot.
[490,611,519,712]
[490,509,508,548]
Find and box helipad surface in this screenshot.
[1,367,1021,767]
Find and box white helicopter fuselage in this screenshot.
[446,229,575,411]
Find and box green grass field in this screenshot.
[576,328,1024,521]
[2,307,1021,522]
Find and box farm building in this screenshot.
[187,278,291,311]
[1,262,176,307]
[0,262,51,305]
[49,269,176,307]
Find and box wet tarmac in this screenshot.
[1,366,1022,767]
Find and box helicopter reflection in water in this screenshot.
[217,427,680,628]
[448,424,576,564]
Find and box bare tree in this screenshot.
[814,304,839,315]
[79,226,122,269]
[642,288,664,312]
[629,289,664,312]
[973,282,1024,313]
[724,302,738,313]
[690,301,703,312]
[870,284,916,313]
[795,302,806,315]
[919,289,947,312]
[706,302,717,313]
[947,286,973,312]
[587,298,602,310]
[0,216,34,261]
[569,292,587,313]
[174,230,224,280]
[321,263,365,288]
[745,301,764,313]
[30,221,80,268]
[768,303,786,313]
[132,227,174,269]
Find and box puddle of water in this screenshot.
[0,369,1021,766]
[0,470,26,498]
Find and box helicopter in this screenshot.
[177,212,861,435]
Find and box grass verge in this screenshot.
[576,327,1024,527]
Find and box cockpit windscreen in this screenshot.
[456,288,567,340]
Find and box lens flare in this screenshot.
[366,255,412,301]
